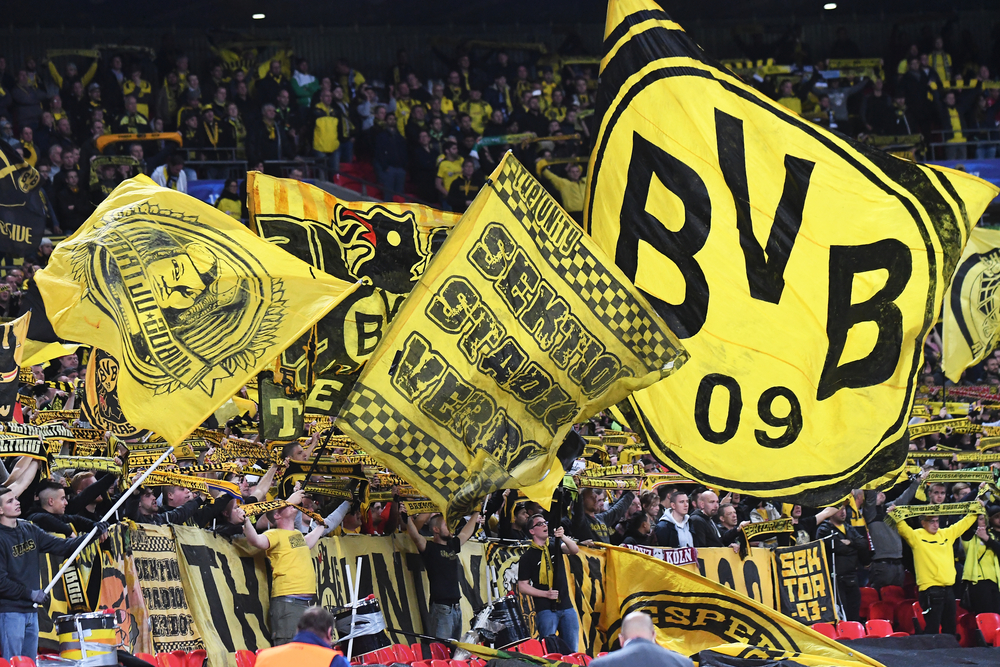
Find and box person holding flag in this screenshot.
[0,485,108,660]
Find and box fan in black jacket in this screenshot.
[24,480,96,537]
[124,486,203,526]
[816,506,871,622]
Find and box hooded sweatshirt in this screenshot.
[0,519,88,612]
[655,511,693,548]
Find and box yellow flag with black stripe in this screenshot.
[585,0,1000,504]
[34,175,359,445]
[247,172,461,416]
[601,545,881,667]
[338,153,687,524]
[944,227,1000,382]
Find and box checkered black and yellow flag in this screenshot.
[337,153,687,523]
[585,0,999,504]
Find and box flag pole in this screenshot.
[35,446,175,606]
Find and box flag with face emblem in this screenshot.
[34,175,359,445]
[0,312,29,421]
[247,172,461,416]
[0,141,48,256]
[943,227,1000,382]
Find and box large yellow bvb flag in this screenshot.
[585,0,999,503]
[35,175,358,444]
[338,154,686,524]
[943,226,1000,382]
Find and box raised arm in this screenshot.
[304,519,327,549]
[243,517,272,550]
[458,511,481,546]
[406,515,428,552]
[4,457,39,499]
[249,463,278,502]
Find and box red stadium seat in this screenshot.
[361,652,381,664]
[543,655,565,661]
[512,639,545,656]
[156,654,185,667]
[867,601,895,622]
[865,619,893,637]
[410,663,432,667]
[880,586,905,605]
[0,659,10,667]
[859,587,878,619]
[412,643,428,660]
[186,649,207,667]
[470,659,488,667]
[378,648,398,664]
[430,643,450,660]
[429,660,451,667]
[392,644,417,663]
[836,621,866,639]
[136,655,157,667]
[565,654,590,665]
[234,650,256,667]
[958,612,979,647]
[976,613,1000,645]
[895,600,918,634]
[10,659,35,667]
[811,622,837,639]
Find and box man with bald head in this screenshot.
[689,489,734,548]
[591,612,693,666]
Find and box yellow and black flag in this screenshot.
[585,0,1000,503]
[34,175,359,445]
[0,141,48,255]
[248,172,460,417]
[944,227,1000,382]
[338,153,686,524]
[601,545,879,667]
[0,312,29,420]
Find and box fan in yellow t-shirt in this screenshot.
[244,490,345,645]
[435,140,463,205]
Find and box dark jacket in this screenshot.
[374,128,408,171]
[24,509,95,537]
[572,491,634,543]
[816,520,871,577]
[689,509,737,548]
[127,497,200,526]
[0,519,88,612]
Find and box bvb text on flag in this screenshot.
[585,0,1000,503]
[338,153,686,524]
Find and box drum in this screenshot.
[55,611,119,666]
[488,596,529,649]
[334,596,390,657]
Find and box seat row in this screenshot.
[813,611,1000,647]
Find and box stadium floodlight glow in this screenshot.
[823,2,837,8]
[252,13,266,19]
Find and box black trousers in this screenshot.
[919,585,957,635]
[968,579,1000,615]
[837,574,862,622]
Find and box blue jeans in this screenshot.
[536,607,579,653]
[427,602,462,640]
[976,144,998,159]
[1,611,39,660]
[315,149,340,177]
[376,165,406,199]
[337,139,354,164]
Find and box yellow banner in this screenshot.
[943,227,1000,382]
[35,174,359,445]
[338,153,687,524]
[584,0,1000,504]
[600,544,877,665]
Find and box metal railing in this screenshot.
[182,148,248,181]
[928,129,1000,161]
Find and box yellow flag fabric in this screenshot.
[585,0,1000,503]
[247,172,460,416]
[338,153,687,523]
[34,175,359,445]
[600,545,881,666]
[0,312,29,420]
[944,227,1000,382]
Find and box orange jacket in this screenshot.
[255,641,346,667]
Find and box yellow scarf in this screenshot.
[532,540,553,588]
